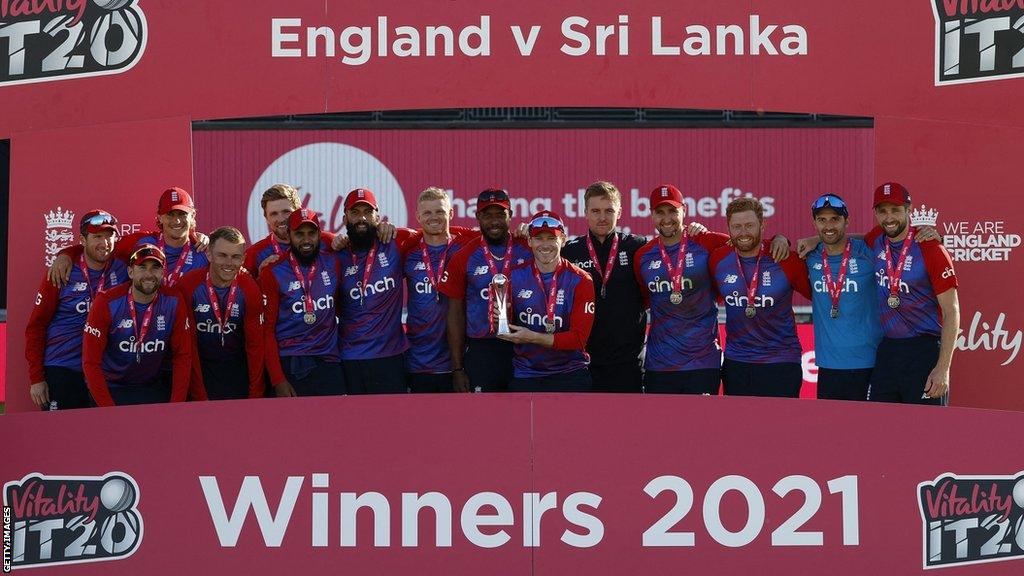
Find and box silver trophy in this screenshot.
[491,273,512,335]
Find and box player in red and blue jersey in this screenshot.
[82,244,194,406]
[244,183,341,278]
[336,188,411,394]
[710,197,811,398]
[26,210,128,410]
[51,187,209,288]
[497,211,595,391]
[438,188,533,393]
[634,185,731,394]
[177,227,265,400]
[260,208,345,397]
[399,187,480,393]
[865,182,959,405]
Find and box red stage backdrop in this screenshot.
[2,1,1023,412]
[2,395,1023,574]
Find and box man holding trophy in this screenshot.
[494,211,596,392]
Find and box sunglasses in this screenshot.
[480,190,509,202]
[811,195,848,215]
[529,215,565,231]
[80,212,118,233]
[130,245,165,266]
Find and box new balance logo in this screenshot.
[517,289,533,299]
[649,260,662,270]
[117,319,134,329]
[474,266,489,276]
[195,304,211,313]
[345,266,359,277]
[288,281,302,291]
[724,274,738,284]
[414,262,427,270]
[72,282,88,292]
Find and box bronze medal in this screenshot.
[745,305,757,318]
[669,291,683,305]
[887,295,901,309]
[304,312,317,324]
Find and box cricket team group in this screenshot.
[24,179,959,408]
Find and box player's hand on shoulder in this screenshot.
[686,222,708,236]
[770,235,790,262]
[377,220,396,243]
[914,225,941,243]
[259,254,280,271]
[795,236,819,259]
[48,253,72,287]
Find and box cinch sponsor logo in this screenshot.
[648,277,695,294]
[519,308,565,330]
[942,267,956,279]
[118,339,165,353]
[875,270,911,293]
[0,1,148,88]
[724,291,775,309]
[932,0,1024,86]
[197,320,238,335]
[83,323,101,338]
[75,299,92,314]
[917,471,1024,569]
[291,294,334,314]
[413,279,436,295]
[2,472,143,569]
[813,278,859,294]
[349,276,397,300]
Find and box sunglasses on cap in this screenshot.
[79,211,118,234]
[811,194,848,217]
[480,189,509,202]
[529,215,565,232]
[129,245,165,266]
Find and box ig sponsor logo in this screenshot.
[932,0,1024,85]
[918,471,1024,569]
[0,1,147,87]
[2,472,143,570]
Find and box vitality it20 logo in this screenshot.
[2,472,143,570]
[0,0,147,87]
[932,1,1024,85]
[918,471,1024,569]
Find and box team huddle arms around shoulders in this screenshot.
[24,180,959,408]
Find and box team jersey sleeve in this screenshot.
[259,270,286,385]
[920,240,958,294]
[438,244,470,300]
[450,225,479,239]
[25,275,60,383]
[242,277,266,398]
[694,231,731,252]
[170,293,196,402]
[864,226,883,247]
[633,243,652,309]
[243,243,260,277]
[82,293,114,407]
[553,273,596,351]
[779,252,812,299]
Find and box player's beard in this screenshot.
[292,244,319,267]
[484,227,510,246]
[347,223,377,251]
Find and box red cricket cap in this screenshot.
[158,187,195,215]
[650,184,684,209]
[288,208,320,231]
[873,182,911,207]
[129,244,166,267]
[344,188,378,211]
[477,188,512,213]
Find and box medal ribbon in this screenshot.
[821,240,852,314]
[127,289,157,361]
[350,241,379,306]
[269,233,285,256]
[884,227,915,300]
[77,256,109,299]
[157,235,191,287]
[481,236,514,334]
[420,236,451,297]
[734,246,763,313]
[586,233,619,298]
[288,252,318,317]
[205,271,239,344]
[656,231,689,297]
[532,261,563,332]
